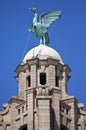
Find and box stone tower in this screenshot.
[0,44,86,130]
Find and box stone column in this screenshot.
[10,103,18,130]
[28,59,38,88]
[51,89,61,130]
[19,72,26,100]
[31,65,37,87]
[48,65,55,87]
[70,104,76,129]
[26,88,34,130]
[61,65,71,98]
[61,71,67,97]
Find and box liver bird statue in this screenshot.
[29,8,62,45]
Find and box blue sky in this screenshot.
[0,0,86,110]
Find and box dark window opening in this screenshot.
[61,128,66,130]
[26,104,28,110]
[19,124,27,130]
[61,125,68,130]
[23,127,27,130]
[40,73,46,85]
[18,109,20,115]
[27,76,31,87]
[22,107,24,113]
[55,76,59,87]
[66,109,69,115]
[29,66,31,72]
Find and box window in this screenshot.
[61,125,68,130]
[26,104,28,111]
[18,109,20,115]
[55,76,59,87]
[29,66,31,72]
[66,109,69,115]
[19,124,27,130]
[27,76,31,87]
[22,107,24,113]
[40,73,46,85]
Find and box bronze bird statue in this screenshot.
[29,8,62,45]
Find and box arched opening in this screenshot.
[61,125,68,130]
[18,124,27,130]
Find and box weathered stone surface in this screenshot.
[0,57,86,130]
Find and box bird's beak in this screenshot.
[28,26,35,32]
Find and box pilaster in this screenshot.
[19,72,26,100]
[48,65,55,87]
[62,97,78,130]
[26,88,35,130]
[51,88,61,130]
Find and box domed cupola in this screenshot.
[23,44,62,63]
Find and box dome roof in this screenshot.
[23,44,62,62]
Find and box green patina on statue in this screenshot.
[29,8,62,45]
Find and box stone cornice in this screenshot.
[39,60,48,66]
[27,58,39,65]
[26,88,35,94]
[63,64,71,74]
[8,96,25,104]
[51,87,61,95]
[47,58,60,66]
[15,58,63,75]
[61,96,78,104]
[15,63,29,74]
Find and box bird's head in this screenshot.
[29,8,38,13]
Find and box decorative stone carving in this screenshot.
[37,87,49,95]
[0,103,10,116]
[0,103,10,124]
[78,103,86,115]
[60,101,71,129]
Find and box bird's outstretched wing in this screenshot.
[40,11,62,29]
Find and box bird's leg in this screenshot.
[43,36,46,45]
[40,38,43,44]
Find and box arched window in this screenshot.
[19,124,27,130]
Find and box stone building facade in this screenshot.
[0,44,86,130]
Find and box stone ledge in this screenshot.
[26,88,35,94]
[8,96,25,104]
[51,87,61,95]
